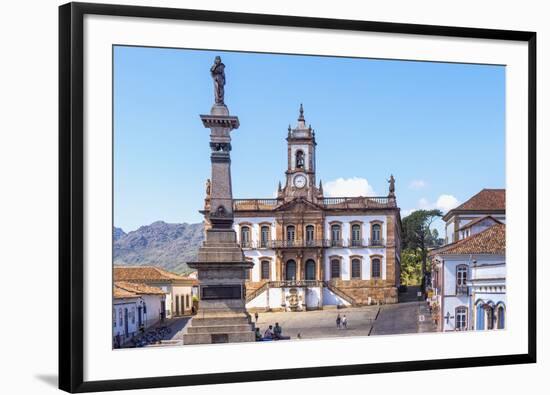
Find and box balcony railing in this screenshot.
[329,239,344,247]
[232,196,397,211]
[240,238,386,249]
[349,238,364,248]
[323,196,397,209]
[368,238,385,247]
[233,199,278,211]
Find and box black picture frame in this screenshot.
[59,2,537,393]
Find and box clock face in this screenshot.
[293,174,307,188]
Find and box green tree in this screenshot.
[402,209,443,291]
[400,248,423,285]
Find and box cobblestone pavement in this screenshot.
[254,306,379,340]
[370,301,422,336]
[157,289,435,347]
[145,316,192,346]
[256,297,435,340]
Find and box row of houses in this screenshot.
[113,266,197,347]
[428,189,506,332]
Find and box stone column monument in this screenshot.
[183,57,255,345]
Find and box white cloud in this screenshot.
[435,194,460,212]
[404,194,460,217]
[324,177,375,197]
[409,179,427,190]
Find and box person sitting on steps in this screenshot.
[263,325,273,339]
[273,322,282,339]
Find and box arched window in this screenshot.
[118,308,123,327]
[497,305,505,329]
[486,306,494,330]
[455,306,467,330]
[261,260,270,280]
[286,225,295,247]
[285,260,296,281]
[240,226,251,248]
[456,265,468,294]
[351,224,362,247]
[296,150,305,169]
[351,258,361,279]
[371,257,381,278]
[371,223,381,244]
[330,259,341,279]
[305,259,316,280]
[476,303,485,330]
[331,224,342,247]
[305,225,315,246]
[260,225,270,248]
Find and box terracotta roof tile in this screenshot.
[455,189,505,211]
[114,266,196,284]
[114,281,166,296]
[431,223,505,256]
[113,285,138,299]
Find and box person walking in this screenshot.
[342,314,347,329]
[254,312,259,323]
[336,313,341,329]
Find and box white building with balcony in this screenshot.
[212,106,402,311]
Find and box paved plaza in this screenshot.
[149,287,435,346]
[158,301,434,348]
[254,306,379,340]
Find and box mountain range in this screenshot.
[113,221,204,274]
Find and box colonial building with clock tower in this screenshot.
[204,105,402,312]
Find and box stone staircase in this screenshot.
[323,281,357,306]
[183,315,256,344]
[245,282,270,303]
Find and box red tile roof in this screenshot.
[443,189,505,221]
[114,266,197,284]
[113,285,138,299]
[456,189,505,211]
[114,281,166,298]
[430,223,505,256]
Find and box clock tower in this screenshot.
[279,104,322,203]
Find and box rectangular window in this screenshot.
[331,225,342,247]
[241,226,251,248]
[351,259,361,279]
[260,226,269,248]
[351,224,361,247]
[456,266,468,294]
[371,258,381,278]
[456,307,467,330]
[261,261,270,280]
[331,260,340,279]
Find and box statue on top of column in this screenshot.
[210,56,225,106]
[388,174,396,197]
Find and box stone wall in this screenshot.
[329,279,398,304]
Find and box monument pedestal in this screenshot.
[183,229,255,344]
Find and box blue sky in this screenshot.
[114,46,505,235]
